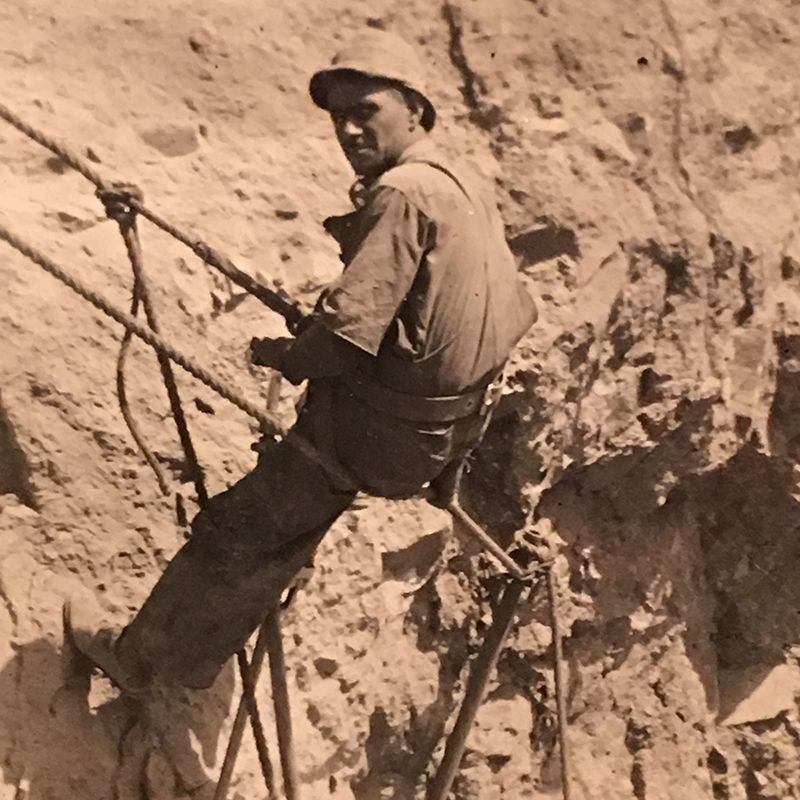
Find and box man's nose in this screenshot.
[341,118,363,138]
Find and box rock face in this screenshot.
[1,1,799,799]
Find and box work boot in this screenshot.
[140,679,228,797]
[62,587,150,697]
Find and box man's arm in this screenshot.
[314,184,434,355]
[251,184,433,383]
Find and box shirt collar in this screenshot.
[348,138,440,207]
[395,136,440,167]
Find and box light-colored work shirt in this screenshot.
[316,138,537,397]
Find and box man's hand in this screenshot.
[249,337,294,370]
[250,323,367,385]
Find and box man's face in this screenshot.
[326,74,422,178]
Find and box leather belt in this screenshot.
[343,373,501,424]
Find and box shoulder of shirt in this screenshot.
[373,160,467,216]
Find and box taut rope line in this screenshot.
[0,221,357,491]
[0,221,280,428]
[0,101,305,330]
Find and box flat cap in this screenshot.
[309,29,436,130]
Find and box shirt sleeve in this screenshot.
[316,185,434,356]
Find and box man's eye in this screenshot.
[331,106,376,128]
[352,107,375,123]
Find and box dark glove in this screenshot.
[249,337,294,370]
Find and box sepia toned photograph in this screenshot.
[0,1,798,798]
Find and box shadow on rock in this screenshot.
[0,636,236,800]
[536,401,800,726]
[690,444,800,722]
[535,399,728,713]
[349,572,477,800]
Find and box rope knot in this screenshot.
[96,182,144,225]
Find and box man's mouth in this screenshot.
[346,145,373,158]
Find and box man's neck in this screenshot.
[359,133,434,182]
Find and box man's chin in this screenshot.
[346,152,384,178]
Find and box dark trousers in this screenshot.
[117,381,488,688]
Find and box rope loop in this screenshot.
[96,181,144,227]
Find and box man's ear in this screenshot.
[403,89,426,130]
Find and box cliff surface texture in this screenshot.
[1,0,799,798]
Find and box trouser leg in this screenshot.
[117,434,356,689]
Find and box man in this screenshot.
[65,29,536,695]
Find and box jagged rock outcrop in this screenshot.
[0,0,798,798]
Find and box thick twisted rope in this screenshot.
[0,101,304,329]
[0,221,281,430]
[2,99,573,800]
[116,275,170,495]
[0,102,358,486]
[109,194,209,504]
[0,101,107,187]
[0,222,356,490]
[130,199,305,330]
[0,102,298,795]
[104,189,280,789]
